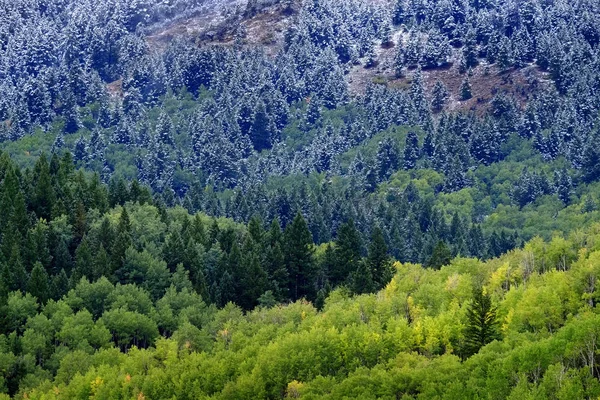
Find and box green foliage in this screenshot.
[464,287,500,357]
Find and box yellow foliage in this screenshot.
[286,380,304,399]
[489,262,523,294]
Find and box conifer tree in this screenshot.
[28,262,50,304]
[51,268,69,300]
[350,260,375,295]
[284,212,314,301]
[431,80,449,113]
[464,287,500,357]
[403,131,420,170]
[332,219,362,286]
[368,226,393,289]
[460,75,472,100]
[427,241,452,269]
[112,207,132,273]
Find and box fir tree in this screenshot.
[350,260,375,295]
[427,241,452,269]
[332,219,362,287]
[284,212,315,301]
[403,131,420,170]
[27,262,50,304]
[460,75,472,100]
[368,226,393,289]
[431,80,449,113]
[464,287,500,357]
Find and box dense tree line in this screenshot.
[0,0,598,263]
[3,219,600,398]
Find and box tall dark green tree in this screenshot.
[368,226,393,289]
[27,262,50,304]
[111,207,132,273]
[403,132,420,170]
[332,219,362,286]
[427,241,452,269]
[32,154,55,220]
[284,212,315,301]
[464,288,500,357]
[350,260,375,295]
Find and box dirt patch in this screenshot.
[107,79,124,99]
[145,0,295,54]
[347,30,550,113]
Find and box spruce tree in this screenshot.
[51,269,69,300]
[27,262,50,304]
[368,226,393,289]
[464,287,500,357]
[431,80,449,113]
[75,238,94,280]
[284,212,315,301]
[332,219,362,287]
[112,207,132,273]
[403,131,420,170]
[460,75,472,100]
[350,260,375,295]
[427,241,452,269]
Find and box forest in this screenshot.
[1,0,600,398]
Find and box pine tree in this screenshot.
[112,207,132,273]
[27,262,50,304]
[427,241,452,269]
[249,100,272,151]
[350,260,375,295]
[368,226,393,289]
[332,219,362,287]
[376,137,400,182]
[460,75,472,100]
[53,239,72,276]
[431,80,449,113]
[239,238,268,310]
[156,110,175,146]
[284,212,315,301]
[403,131,420,170]
[32,154,55,220]
[464,287,500,357]
[266,219,289,300]
[554,168,573,205]
[583,195,597,213]
[51,268,70,300]
[75,237,94,280]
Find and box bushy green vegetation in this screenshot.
[4,223,600,399]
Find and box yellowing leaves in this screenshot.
[489,262,523,293]
[286,380,304,399]
[90,376,103,393]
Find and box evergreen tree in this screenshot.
[427,241,452,269]
[554,168,573,205]
[51,268,70,300]
[284,212,315,301]
[368,226,393,289]
[460,75,472,100]
[464,288,500,357]
[350,260,375,295]
[32,154,55,220]
[75,237,94,280]
[249,100,273,151]
[27,262,50,304]
[375,137,400,182]
[112,207,132,273]
[332,219,362,287]
[403,131,420,170]
[431,80,449,113]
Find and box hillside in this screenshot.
[6,220,600,399]
[1,0,600,398]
